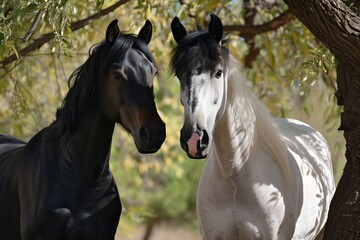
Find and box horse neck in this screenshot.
[212,71,256,177]
[66,96,115,168]
[212,57,291,183]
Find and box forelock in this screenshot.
[171,31,228,78]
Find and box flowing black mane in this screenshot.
[57,34,156,131]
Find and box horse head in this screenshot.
[171,14,228,159]
[99,20,166,153]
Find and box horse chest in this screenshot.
[197,156,292,239]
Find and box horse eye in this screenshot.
[215,70,223,79]
[112,71,122,80]
[112,69,128,81]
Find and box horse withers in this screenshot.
[171,14,335,240]
[0,19,165,239]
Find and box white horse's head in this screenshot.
[171,14,228,159]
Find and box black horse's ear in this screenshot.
[171,17,187,43]
[208,14,223,43]
[106,19,120,44]
[138,20,152,44]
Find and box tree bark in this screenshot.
[283,0,360,238]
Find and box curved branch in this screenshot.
[284,0,360,64]
[0,0,130,67]
[23,9,44,42]
[223,9,295,37]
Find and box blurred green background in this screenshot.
[0,0,344,239]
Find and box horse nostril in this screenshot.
[180,130,189,152]
[200,130,209,150]
[139,126,151,144]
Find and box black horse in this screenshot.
[0,19,165,239]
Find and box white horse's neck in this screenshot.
[212,86,255,176]
[212,56,291,183]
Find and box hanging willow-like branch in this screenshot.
[0,0,130,67]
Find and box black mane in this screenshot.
[170,31,229,77]
[56,34,155,131]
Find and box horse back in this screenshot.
[276,118,334,179]
[0,134,26,239]
[0,134,26,182]
[0,134,25,153]
[0,134,26,144]
[276,118,335,239]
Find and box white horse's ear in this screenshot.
[106,19,121,45]
[138,20,152,45]
[208,14,223,43]
[171,17,187,43]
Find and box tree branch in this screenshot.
[23,9,44,42]
[0,0,130,67]
[242,0,260,68]
[283,0,360,65]
[223,9,295,36]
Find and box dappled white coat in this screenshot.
[196,56,335,240]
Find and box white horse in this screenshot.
[170,14,335,240]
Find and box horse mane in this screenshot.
[56,33,156,132]
[226,55,293,184]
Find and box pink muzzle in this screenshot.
[187,132,201,157]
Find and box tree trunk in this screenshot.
[142,222,156,240]
[283,0,360,238]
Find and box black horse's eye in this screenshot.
[215,70,223,79]
[112,71,122,80]
[112,69,128,81]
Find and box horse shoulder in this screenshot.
[10,125,69,238]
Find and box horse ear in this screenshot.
[208,14,223,43]
[106,19,120,44]
[171,17,187,43]
[138,20,152,44]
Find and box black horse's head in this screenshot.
[100,20,165,153]
[61,20,166,153]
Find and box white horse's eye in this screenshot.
[215,70,223,79]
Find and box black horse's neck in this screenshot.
[65,96,115,170]
[53,42,116,171]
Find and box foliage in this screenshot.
[0,0,105,136]
[0,0,344,238]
